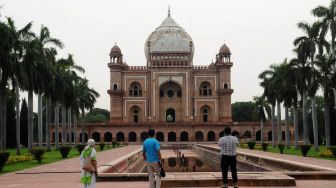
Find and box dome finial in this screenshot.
[168,5,171,17]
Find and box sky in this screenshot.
[0,0,330,112]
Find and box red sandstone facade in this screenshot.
[52,11,294,144]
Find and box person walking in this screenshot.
[80,139,98,188]
[218,127,239,188]
[143,129,162,188]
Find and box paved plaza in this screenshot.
[0,145,336,187]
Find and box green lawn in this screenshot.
[239,143,336,161]
[1,144,120,175]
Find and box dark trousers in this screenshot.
[221,155,238,184]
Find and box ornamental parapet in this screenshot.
[193,65,209,70]
[126,66,147,70]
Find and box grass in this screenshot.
[239,143,336,161]
[0,144,120,175]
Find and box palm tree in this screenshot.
[294,21,325,150]
[260,64,284,144]
[312,1,336,110]
[43,47,57,151]
[22,39,39,150]
[315,54,333,147]
[290,46,312,145]
[76,78,99,144]
[277,59,297,148]
[288,56,300,149]
[55,54,84,145]
[253,96,271,143]
[34,26,63,147]
[0,19,16,151]
[6,18,33,155]
[259,67,277,147]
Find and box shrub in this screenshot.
[116,142,120,147]
[299,144,312,157]
[29,148,46,163]
[247,141,256,150]
[0,152,10,172]
[328,146,336,158]
[100,143,105,151]
[277,144,285,154]
[76,144,86,154]
[59,146,72,158]
[6,154,33,165]
[261,143,268,151]
[112,141,116,148]
[319,149,333,158]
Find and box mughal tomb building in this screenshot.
[52,10,293,144]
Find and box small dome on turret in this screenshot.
[109,43,123,64]
[219,43,231,55]
[110,43,122,56]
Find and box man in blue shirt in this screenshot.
[143,129,162,188]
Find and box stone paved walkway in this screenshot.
[236,147,336,171]
[0,145,336,187]
[0,145,141,187]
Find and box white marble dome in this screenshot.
[144,12,194,60]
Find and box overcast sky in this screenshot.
[0,0,329,111]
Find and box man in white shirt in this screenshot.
[218,127,239,188]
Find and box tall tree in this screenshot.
[76,78,99,144]
[54,54,84,145]
[259,67,277,147]
[34,26,63,147]
[6,17,33,154]
[290,47,312,145]
[315,54,333,147]
[277,59,297,148]
[259,64,284,144]
[312,1,336,88]
[0,19,15,151]
[294,21,327,150]
[253,96,271,143]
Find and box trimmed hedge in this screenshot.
[0,152,10,172]
[247,141,256,150]
[59,146,72,158]
[76,144,86,154]
[277,144,285,154]
[29,148,46,163]
[299,144,312,157]
[261,143,268,151]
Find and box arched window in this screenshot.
[224,83,228,89]
[129,82,142,96]
[166,108,175,122]
[203,109,208,122]
[199,81,212,96]
[113,84,118,90]
[133,109,139,123]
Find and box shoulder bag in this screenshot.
[82,149,96,172]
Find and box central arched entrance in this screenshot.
[159,81,182,122]
[166,108,175,122]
